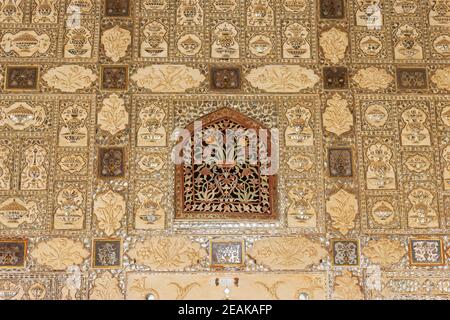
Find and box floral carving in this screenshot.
[0,281,24,300]
[175,108,277,220]
[246,65,319,92]
[42,65,97,92]
[333,271,364,300]
[127,236,207,270]
[248,237,327,269]
[322,94,353,136]
[30,238,89,271]
[326,189,358,235]
[98,94,129,135]
[363,239,406,267]
[319,28,348,64]
[131,65,205,92]
[90,272,123,300]
[1,31,50,57]
[93,191,126,236]
[353,67,393,91]
[101,26,131,63]
[0,198,40,228]
[431,66,450,91]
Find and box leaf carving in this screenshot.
[363,239,406,267]
[353,67,393,91]
[101,26,131,63]
[322,94,353,136]
[131,65,205,92]
[42,65,97,92]
[245,65,320,92]
[248,237,327,269]
[319,27,348,64]
[90,272,123,300]
[127,236,207,270]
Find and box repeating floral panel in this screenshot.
[0,0,448,300]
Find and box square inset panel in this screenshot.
[210,241,244,268]
[5,66,39,90]
[210,66,241,90]
[396,67,428,91]
[98,147,126,178]
[332,239,359,266]
[323,67,348,90]
[328,148,353,177]
[409,238,444,266]
[0,240,27,268]
[104,0,130,17]
[101,65,128,91]
[92,239,122,269]
[320,0,345,19]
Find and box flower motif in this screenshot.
[363,239,406,267]
[246,65,320,92]
[131,65,205,92]
[89,272,123,300]
[333,271,364,300]
[42,65,97,92]
[101,26,131,63]
[93,190,126,236]
[319,27,348,64]
[98,94,129,135]
[431,66,450,91]
[127,236,207,270]
[353,67,393,91]
[322,94,353,136]
[31,238,89,271]
[326,189,358,235]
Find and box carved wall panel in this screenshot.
[0,0,447,301]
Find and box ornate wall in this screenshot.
[0,0,449,300]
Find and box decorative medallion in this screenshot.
[93,190,126,236]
